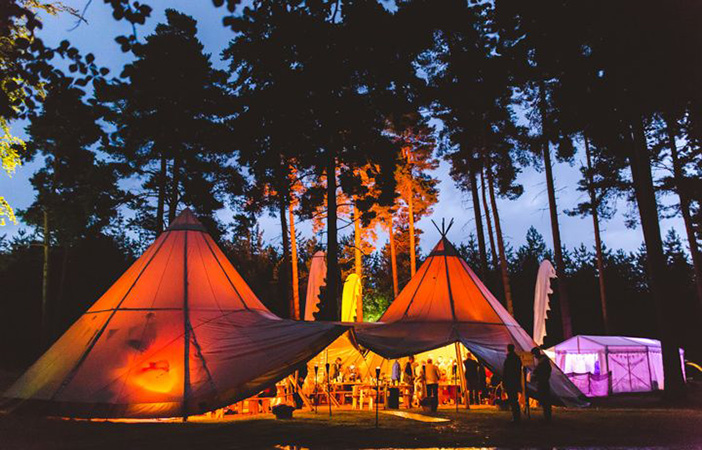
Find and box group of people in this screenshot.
[393,356,440,407]
[392,345,554,421]
[299,344,554,421]
[503,344,553,423]
[390,354,498,409]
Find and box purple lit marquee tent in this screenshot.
[551,335,685,397]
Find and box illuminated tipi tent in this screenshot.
[355,230,586,406]
[3,210,346,419]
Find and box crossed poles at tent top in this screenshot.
[431,218,455,237]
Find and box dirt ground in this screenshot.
[2,405,702,449]
[2,371,702,450]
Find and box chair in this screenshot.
[352,385,361,409]
[359,386,372,410]
[367,386,383,411]
[245,398,260,414]
[232,401,244,414]
[401,385,412,408]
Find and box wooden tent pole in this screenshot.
[183,230,191,422]
[454,343,468,409]
[289,202,301,320]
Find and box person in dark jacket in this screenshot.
[403,355,415,383]
[331,357,343,381]
[464,355,480,404]
[403,355,415,407]
[502,344,522,422]
[531,347,552,422]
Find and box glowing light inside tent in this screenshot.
[133,360,177,394]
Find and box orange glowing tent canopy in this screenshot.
[2,209,347,418]
[355,235,586,407]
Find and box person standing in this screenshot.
[403,356,415,383]
[531,347,552,422]
[331,357,343,382]
[391,359,401,385]
[464,355,480,405]
[401,356,415,407]
[502,344,522,423]
[425,358,441,409]
[415,360,427,405]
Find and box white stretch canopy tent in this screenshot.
[551,335,686,396]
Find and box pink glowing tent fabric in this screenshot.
[354,237,586,407]
[2,210,346,418]
[551,335,686,396]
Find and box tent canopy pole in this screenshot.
[454,342,467,408]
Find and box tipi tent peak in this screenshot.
[2,208,346,418]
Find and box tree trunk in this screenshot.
[279,195,293,319]
[156,154,167,233]
[245,215,253,260]
[407,183,417,278]
[55,245,70,334]
[538,83,572,338]
[388,216,399,299]
[289,201,301,320]
[353,202,363,322]
[486,164,514,315]
[469,161,489,279]
[480,168,499,268]
[539,91,572,338]
[324,151,340,320]
[542,141,572,339]
[583,134,609,333]
[629,116,686,400]
[404,144,417,277]
[41,209,51,348]
[168,157,181,226]
[665,118,702,306]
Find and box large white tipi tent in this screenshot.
[2,210,347,418]
[355,235,586,406]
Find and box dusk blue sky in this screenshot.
[1,0,687,257]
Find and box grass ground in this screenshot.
[2,371,702,450]
[2,405,702,449]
